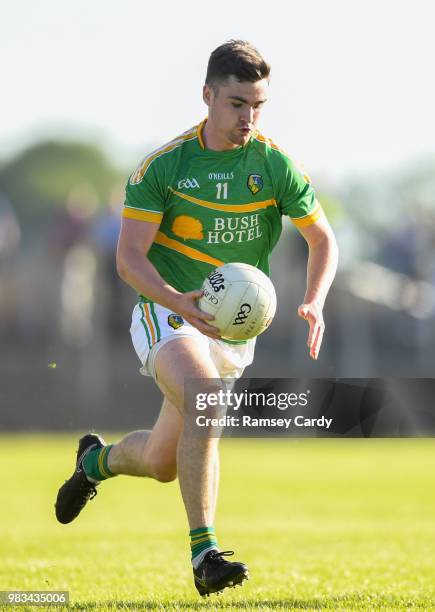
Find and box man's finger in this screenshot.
[310,325,324,360]
[307,320,317,348]
[195,308,215,321]
[191,317,221,337]
[187,303,215,321]
[187,291,215,320]
[201,322,221,335]
[190,289,205,298]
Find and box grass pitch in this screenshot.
[1,436,435,611]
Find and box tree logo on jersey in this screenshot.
[168,314,184,329]
[247,174,263,195]
[172,215,203,240]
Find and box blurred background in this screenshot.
[1,0,435,431]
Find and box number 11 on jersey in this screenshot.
[216,182,228,199]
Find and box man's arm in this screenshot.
[295,207,339,360]
[116,217,220,338]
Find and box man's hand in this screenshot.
[172,290,221,339]
[298,301,324,360]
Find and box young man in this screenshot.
[55,40,338,596]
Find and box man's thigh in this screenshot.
[154,336,222,414]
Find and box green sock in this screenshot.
[190,527,218,566]
[82,444,115,481]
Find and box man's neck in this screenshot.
[202,120,239,152]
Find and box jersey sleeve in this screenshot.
[123,156,166,223]
[273,153,322,228]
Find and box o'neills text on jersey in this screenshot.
[208,172,234,181]
[207,214,262,244]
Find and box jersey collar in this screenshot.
[197,119,207,149]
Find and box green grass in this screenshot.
[1,436,435,611]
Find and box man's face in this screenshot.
[203,75,269,147]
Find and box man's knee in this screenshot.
[145,451,177,483]
[150,463,177,483]
[153,467,177,483]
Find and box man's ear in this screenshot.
[203,84,212,107]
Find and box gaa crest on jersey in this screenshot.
[247,174,263,195]
[168,314,184,329]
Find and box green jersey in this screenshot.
[124,120,321,303]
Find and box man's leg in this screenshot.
[154,337,221,529]
[107,397,182,481]
[55,333,248,594]
[211,447,219,518]
[153,337,248,595]
[55,397,183,523]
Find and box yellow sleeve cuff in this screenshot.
[290,202,322,228]
[122,208,163,223]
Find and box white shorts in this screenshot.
[130,302,256,380]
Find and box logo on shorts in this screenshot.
[247,174,263,195]
[168,314,184,329]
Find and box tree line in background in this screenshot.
[1,137,435,428]
[0,140,124,237]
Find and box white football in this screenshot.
[198,262,277,340]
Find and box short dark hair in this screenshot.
[205,40,270,91]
